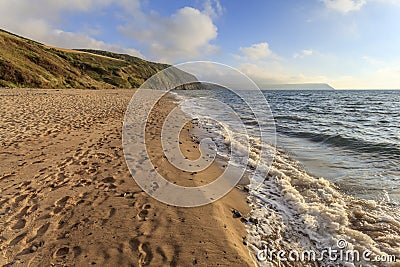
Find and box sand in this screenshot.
[0,88,254,266]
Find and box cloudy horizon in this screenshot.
[1,0,399,89]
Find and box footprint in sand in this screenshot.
[55,246,69,258]
[156,247,168,264]
[9,232,27,246]
[15,180,31,189]
[101,176,117,190]
[27,204,39,215]
[56,196,70,206]
[101,207,116,225]
[0,197,9,208]
[129,238,154,266]
[11,218,26,230]
[73,246,82,257]
[17,240,45,256]
[27,222,50,243]
[53,196,70,214]
[14,206,29,219]
[137,204,152,221]
[32,159,45,164]
[102,177,115,184]
[57,173,67,182]
[0,172,16,182]
[36,213,51,221]
[14,193,29,204]
[137,209,149,221]
[17,161,27,167]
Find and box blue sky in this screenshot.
[0,0,399,89]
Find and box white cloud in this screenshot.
[118,6,219,63]
[239,62,328,86]
[238,42,273,61]
[293,49,313,59]
[323,0,367,13]
[0,0,117,26]
[371,0,400,5]
[239,60,400,89]
[332,66,400,88]
[239,63,285,85]
[203,0,224,19]
[0,0,221,62]
[50,30,144,57]
[0,0,144,57]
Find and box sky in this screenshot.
[0,0,400,89]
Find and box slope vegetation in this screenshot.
[0,29,175,89]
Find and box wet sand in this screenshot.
[0,88,254,266]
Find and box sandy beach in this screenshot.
[0,88,254,266]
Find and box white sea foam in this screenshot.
[246,148,400,266]
[176,90,400,267]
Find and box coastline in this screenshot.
[174,88,400,266]
[143,92,255,266]
[0,88,254,266]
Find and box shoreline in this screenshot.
[143,92,255,265]
[0,88,255,266]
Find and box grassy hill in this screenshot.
[0,29,182,89]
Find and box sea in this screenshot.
[173,89,400,266]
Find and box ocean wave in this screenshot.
[274,115,311,122]
[176,89,400,266]
[277,127,400,157]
